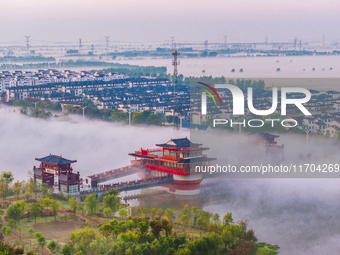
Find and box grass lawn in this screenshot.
[17,214,88,245]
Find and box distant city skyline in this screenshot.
[1,0,340,44]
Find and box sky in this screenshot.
[1,0,340,45]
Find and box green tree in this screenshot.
[69,197,79,215]
[134,206,142,217]
[41,183,48,197]
[61,244,73,255]
[51,200,60,220]
[119,208,127,219]
[181,214,189,226]
[150,207,157,219]
[28,227,35,237]
[84,194,98,215]
[223,212,233,226]
[14,181,22,199]
[4,227,11,236]
[6,202,23,224]
[0,172,14,200]
[29,203,43,223]
[156,208,163,218]
[102,194,118,212]
[137,221,149,235]
[47,240,57,254]
[37,235,47,254]
[103,207,112,218]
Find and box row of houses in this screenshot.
[4,75,191,117]
[0,69,128,93]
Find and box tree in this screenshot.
[212,213,221,227]
[61,244,73,255]
[156,208,163,218]
[137,221,149,235]
[51,200,60,220]
[17,226,22,237]
[14,181,22,199]
[84,194,98,215]
[0,172,14,200]
[142,207,148,217]
[223,212,233,226]
[181,214,189,226]
[165,208,175,222]
[119,208,127,219]
[102,194,118,212]
[37,234,47,254]
[103,208,112,218]
[182,204,190,216]
[150,207,157,219]
[28,227,35,237]
[4,227,11,236]
[41,183,48,197]
[29,203,43,223]
[69,197,79,215]
[134,206,142,217]
[47,240,57,254]
[6,202,23,224]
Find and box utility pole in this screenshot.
[294,37,297,51]
[171,42,180,129]
[81,106,87,121]
[204,40,208,51]
[170,36,175,49]
[224,35,227,49]
[265,36,268,45]
[79,38,82,55]
[299,40,302,55]
[105,36,110,54]
[25,36,30,56]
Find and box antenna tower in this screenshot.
[79,38,82,55]
[171,42,180,128]
[25,36,30,55]
[105,36,110,54]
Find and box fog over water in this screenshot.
[114,55,340,80]
[0,107,188,180]
[2,104,340,254]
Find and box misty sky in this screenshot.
[1,0,340,45]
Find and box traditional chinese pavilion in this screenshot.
[247,132,284,160]
[33,154,80,194]
[129,138,216,195]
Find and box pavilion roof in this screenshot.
[35,154,77,165]
[156,138,202,148]
[247,132,280,139]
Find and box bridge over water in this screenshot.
[88,165,144,183]
[76,176,173,198]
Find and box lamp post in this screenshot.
[303,128,310,153]
[179,116,185,131]
[81,106,87,121]
[127,109,133,126]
